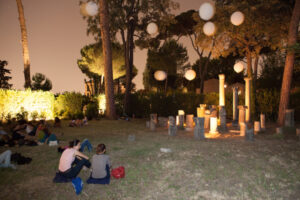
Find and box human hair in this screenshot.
[96,143,106,154]
[69,139,80,148]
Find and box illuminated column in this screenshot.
[209,117,218,134]
[232,86,239,125]
[260,114,266,131]
[219,74,225,106]
[185,114,194,131]
[199,104,206,117]
[244,77,251,122]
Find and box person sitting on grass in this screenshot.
[87,143,111,184]
[58,139,91,179]
[37,128,57,145]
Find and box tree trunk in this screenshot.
[16,0,31,88]
[277,0,300,125]
[200,51,212,94]
[99,0,116,119]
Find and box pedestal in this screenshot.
[194,117,205,139]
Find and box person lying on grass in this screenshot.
[58,139,91,179]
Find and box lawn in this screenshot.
[0,119,299,200]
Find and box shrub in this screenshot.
[85,102,99,120]
[55,92,84,119]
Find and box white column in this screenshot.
[219,74,225,106]
[232,86,239,123]
[244,77,252,122]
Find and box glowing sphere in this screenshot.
[154,70,167,81]
[234,62,244,73]
[85,1,98,16]
[147,22,158,35]
[230,11,244,26]
[80,2,89,17]
[203,22,216,36]
[184,69,196,81]
[199,2,215,21]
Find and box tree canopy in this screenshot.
[0,60,13,89]
[31,73,52,91]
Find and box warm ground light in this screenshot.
[0,119,299,199]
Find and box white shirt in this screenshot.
[58,148,76,172]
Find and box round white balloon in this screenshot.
[154,70,167,81]
[230,11,244,26]
[234,62,244,73]
[86,1,98,17]
[147,22,158,35]
[184,70,196,81]
[80,2,89,17]
[199,2,215,21]
[203,22,216,36]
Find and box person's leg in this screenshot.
[0,150,16,169]
[63,158,91,178]
[79,139,92,152]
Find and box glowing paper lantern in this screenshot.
[85,1,98,16]
[184,69,196,81]
[234,62,244,73]
[80,2,89,17]
[203,22,216,36]
[199,2,215,21]
[230,11,244,26]
[154,70,166,81]
[147,22,158,35]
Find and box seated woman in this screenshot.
[58,139,91,179]
[37,128,57,145]
[87,143,111,184]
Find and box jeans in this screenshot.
[59,157,91,179]
[79,139,92,152]
[0,150,13,168]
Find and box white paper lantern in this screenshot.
[154,70,166,81]
[80,2,89,17]
[85,1,98,17]
[203,22,216,36]
[147,22,158,35]
[199,2,215,21]
[234,62,244,73]
[184,69,196,81]
[230,11,244,26]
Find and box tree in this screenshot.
[16,0,31,88]
[31,73,52,91]
[84,0,179,114]
[145,39,188,92]
[98,0,116,119]
[0,60,13,89]
[278,0,300,125]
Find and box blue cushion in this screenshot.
[53,172,72,183]
[72,177,83,195]
[86,176,110,184]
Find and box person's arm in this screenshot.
[74,150,89,160]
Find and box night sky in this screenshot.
[0,0,206,93]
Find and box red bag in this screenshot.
[111,166,125,179]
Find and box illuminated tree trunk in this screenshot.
[278,0,300,125]
[99,0,116,119]
[16,0,31,88]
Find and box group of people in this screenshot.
[69,117,88,127]
[57,139,111,184]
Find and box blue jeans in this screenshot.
[0,150,14,168]
[79,139,92,152]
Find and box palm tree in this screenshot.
[99,0,117,119]
[277,0,300,125]
[16,0,31,88]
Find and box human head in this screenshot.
[96,144,106,154]
[69,139,80,150]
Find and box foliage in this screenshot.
[0,89,55,121]
[31,73,52,91]
[54,92,84,119]
[85,101,99,120]
[256,89,280,121]
[0,60,12,89]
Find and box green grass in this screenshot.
[0,119,299,200]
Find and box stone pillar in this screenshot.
[204,110,211,129]
[209,117,218,134]
[194,117,205,139]
[210,105,218,118]
[177,115,185,130]
[197,107,201,117]
[232,86,239,125]
[240,122,246,136]
[168,116,177,136]
[254,121,261,134]
[185,114,194,131]
[246,128,254,141]
[238,105,246,125]
[218,106,227,133]
[244,77,252,123]
[219,74,225,106]
[150,113,158,131]
[276,127,283,134]
[260,114,266,131]
[284,109,295,127]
